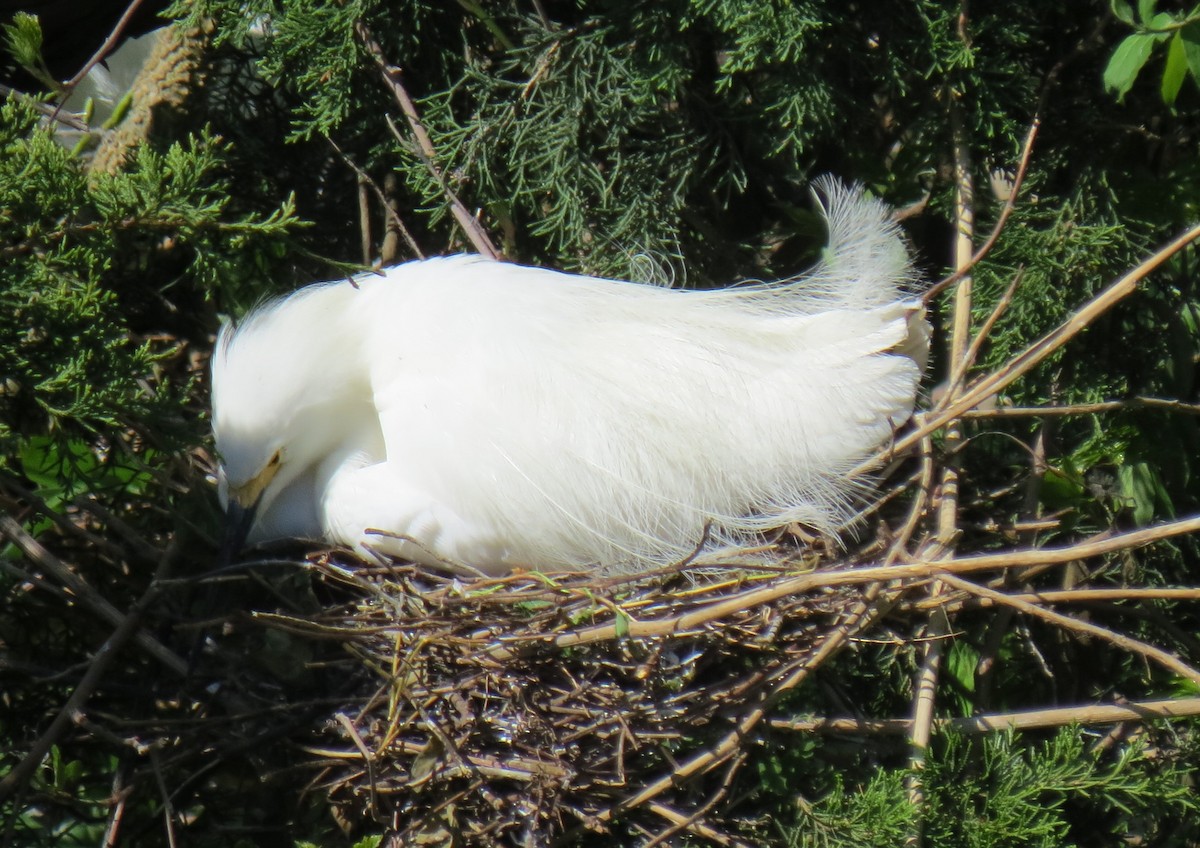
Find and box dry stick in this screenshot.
[504,515,1200,656]
[149,747,179,848]
[921,116,1040,305]
[935,571,1200,685]
[907,586,1200,614]
[591,585,886,829]
[326,135,424,259]
[73,494,162,565]
[952,586,1200,607]
[866,220,1200,475]
[0,542,177,802]
[357,175,372,266]
[0,515,188,677]
[770,696,1200,735]
[964,397,1200,419]
[61,0,151,92]
[0,82,88,130]
[909,87,977,841]
[936,269,1023,413]
[355,21,499,259]
[646,799,750,848]
[0,477,128,565]
[101,762,131,848]
[887,434,935,561]
[642,754,747,848]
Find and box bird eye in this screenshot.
[268,450,281,467]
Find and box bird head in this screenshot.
[210,284,364,562]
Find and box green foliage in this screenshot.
[1,12,56,90]
[1105,1,1200,105]
[0,97,299,450]
[5,0,1200,844]
[780,728,1199,848]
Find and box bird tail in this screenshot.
[797,176,919,312]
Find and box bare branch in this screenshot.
[354,21,499,259]
[772,696,1200,735]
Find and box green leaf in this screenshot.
[614,609,630,638]
[1161,31,1188,103]
[1104,33,1158,100]
[1182,21,1200,81]
[1149,11,1177,32]
[1119,460,1173,525]
[1137,0,1157,25]
[1111,0,1136,25]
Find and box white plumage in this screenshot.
[211,180,927,574]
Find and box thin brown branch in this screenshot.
[866,221,1200,474]
[149,746,179,848]
[0,540,177,802]
[935,571,1200,685]
[326,135,424,260]
[0,514,188,677]
[0,82,88,130]
[771,696,1200,735]
[922,116,1040,305]
[912,586,1200,612]
[101,762,132,848]
[964,396,1200,419]
[60,0,151,92]
[646,789,750,848]
[357,175,372,265]
[935,268,1024,414]
[354,21,499,259]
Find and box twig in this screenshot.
[0,515,188,677]
[61,0,152,92]
[770,695,1200,735]
[922,116,1040,305]
[354,21,499,258]
[335,713,379,817]
[935,571,1200,685]
[964,396,1200,419]
[72,493,163,565]
[922,586,1200,610]
[0,475,129,564]
[0,83,88,130]
[646,795,750,848]
[326,135,424,259]
[357,175,372,265]
[149,746,179,848]
[644,754,747,848]
[934,268,1024,413]
[101,761,132,847]
[865,220,1200,473]
[0,540,178,802]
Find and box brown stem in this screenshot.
[354,22,499,259]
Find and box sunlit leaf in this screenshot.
[1162,31,1188,104]
[1104,33,1158,101]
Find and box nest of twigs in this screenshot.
[253,547,885,847]
[231,493,1200,848]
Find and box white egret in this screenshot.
[212,180,928,573]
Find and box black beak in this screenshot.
[219,497,260,567]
